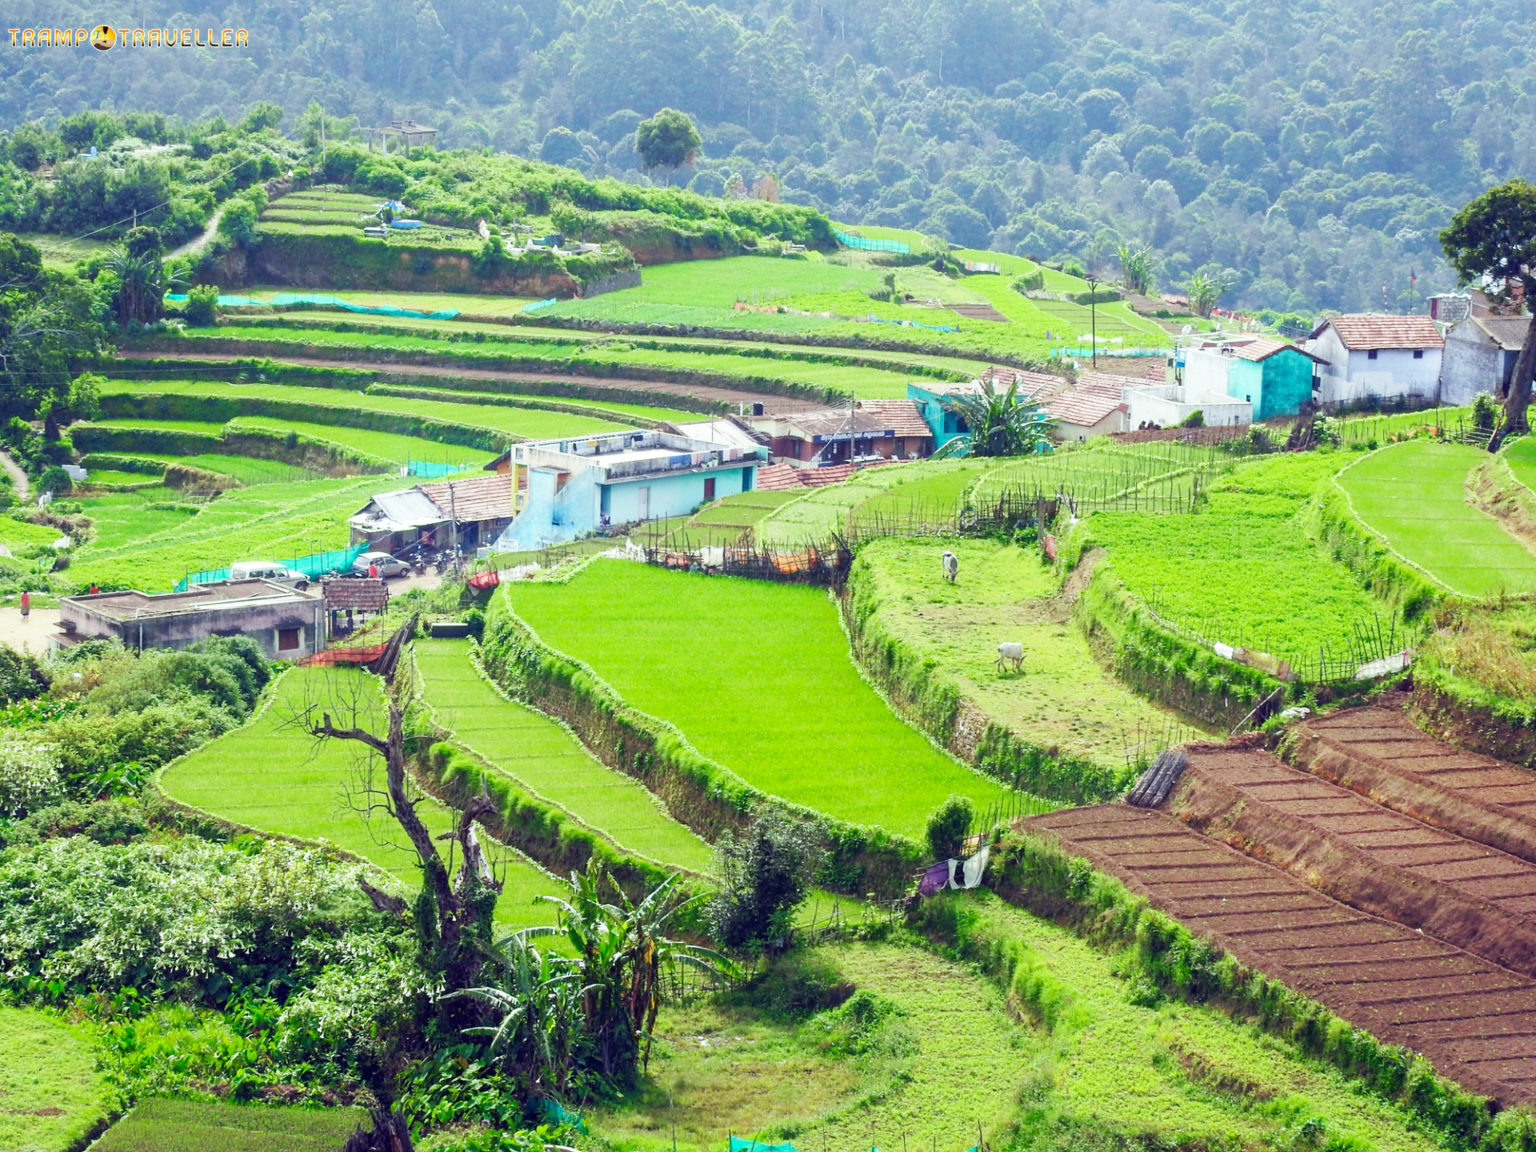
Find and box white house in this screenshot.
[1307,315,1443,406]
[1045,384,1130,440]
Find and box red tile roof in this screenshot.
[322,577,389,612]
[417,473,513,523]
[856,399,932,439]
[753,462,806,491]
[931,367,1070,399]
[1226,336,1322,363]
[1317,314,1444,351]
[1046,389,1128,428]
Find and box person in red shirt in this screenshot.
[368,562,379,579]
[19,590,29,618]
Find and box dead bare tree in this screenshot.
[289,618,504,1152]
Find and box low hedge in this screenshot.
[932,829,1536,1152]
[478,584,924,899]
[78,452,167,476]
[104,356,377,392]
[841,554,1132,803]
[70,424,222,456]
[363,384,667,428]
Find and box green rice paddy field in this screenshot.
[91,1098,364,1152]
[413,638,714,874]
[0,1006,114,1152]
[160,667,562,931]
[1336,440,1536,598]
[504,560,1024,838]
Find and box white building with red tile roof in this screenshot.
[1307,314,1444,406]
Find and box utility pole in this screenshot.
[1085,273,1100,368]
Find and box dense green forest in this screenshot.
[3,0,1533,312]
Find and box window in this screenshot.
[1413,349,1424,359]
[277,627,301,652]
[703,477,716,501]
[1367,350,1379,360]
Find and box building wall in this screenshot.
[1182,348,1232,397]
[1258,350,1316,420]
[907,384,968,449]
[62,598,326,659]
[1440,322,1511,406]
[602,464,751,523]
[1312,326,1442,405]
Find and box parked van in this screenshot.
[229,561,310,590]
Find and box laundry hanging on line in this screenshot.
[916,844,990,897]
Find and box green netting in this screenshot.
[409,460,472,479]
[729,1139,797,1152]
[833,227,911,254]
[165,292,460,319]
[173,543,366,591]
[538,1098,587,1132]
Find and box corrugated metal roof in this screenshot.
[360,489,443,529]
[1316,314,1443,351]
[1469,315,1533,351]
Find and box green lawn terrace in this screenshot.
[160,666,564,932]
[1336,439,1536,599]
[851,537,1209,782]
[90,1099,366,1152]
[0,1006,114,1152]
[413,638,715,875]
[503,560,1041,840]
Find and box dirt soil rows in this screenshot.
[1167,745,1536,977]
[1287,704,1536,864]
[115,349,799,413]
[1028,803,1536,1106]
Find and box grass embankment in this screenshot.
[413,638,714,874]
[970,441,1218,509]
[852,537,1206,771]
[0,1005,114,1152]
[97,378,632,442]
[506,560,1016,838]
[91,1098,365,1152]
[170,323,926,399]
[647,490,806,549]
[599,899,1448,1152]
[160,667,562,931]
[592,942,1028,1152]
[1336,440,1536,598]
[1089,452,1401,662]
[68,476,380,591]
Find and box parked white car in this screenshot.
[351,551,412,579]
[229,560,310,590]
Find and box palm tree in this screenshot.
[935,371,1055,458]
[462,862,737,1088]
[102,246,182,325]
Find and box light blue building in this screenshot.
[493,429,766,551]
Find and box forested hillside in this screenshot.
[4,0,1533,312]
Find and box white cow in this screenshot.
[941,550,958,584]
[995,641,1024,674]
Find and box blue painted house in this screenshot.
[908,369,1069,450]
[493,430,766,551]
[1182,337,1320,421]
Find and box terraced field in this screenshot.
[504,560,1027,838]
[0,1006,113,1152]
[1030,802,1536,1106]
[1336,440,1536,598]
[413,638,713,874]
[161,666,563,931]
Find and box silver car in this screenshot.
[352,551,411,579]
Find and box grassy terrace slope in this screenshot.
[67,475,378,592]
[159,323,930,399]
[413,638,713,875]
[0,1006,113,1152]
[1089,453,1396,660]
[1337,440,1536,598]
[97,379,631,442]
[161,667,561,931]
[852,537,1206,768]
[505,560,1020,838]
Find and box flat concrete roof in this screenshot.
[64,580,319,621]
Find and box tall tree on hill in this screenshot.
[1441,180,1536,432]
[634,108,701,184]
[0,233,107,429]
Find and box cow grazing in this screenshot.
[995,642,1024,674]
[941,550,958,584]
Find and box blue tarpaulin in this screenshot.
[166,292,459,320]
[833,227,911,254]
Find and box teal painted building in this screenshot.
[1182,338,1319,421]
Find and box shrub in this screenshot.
[37,465,73,496]
[1011,270,1046,294]
[1178,409,1206,428]
[1473,390,1499,433]
[925,794,974,859]
[710,811,822,950]
[184,283,220,326]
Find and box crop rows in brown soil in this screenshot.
[1288,705,1536,864]
[1166,745,1536,976]
[1029,803,1536,1106]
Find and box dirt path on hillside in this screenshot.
[115,350,799,413]
[166,208,224,261]
[0,450,28,503]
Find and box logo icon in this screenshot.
[89,24,115,50]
